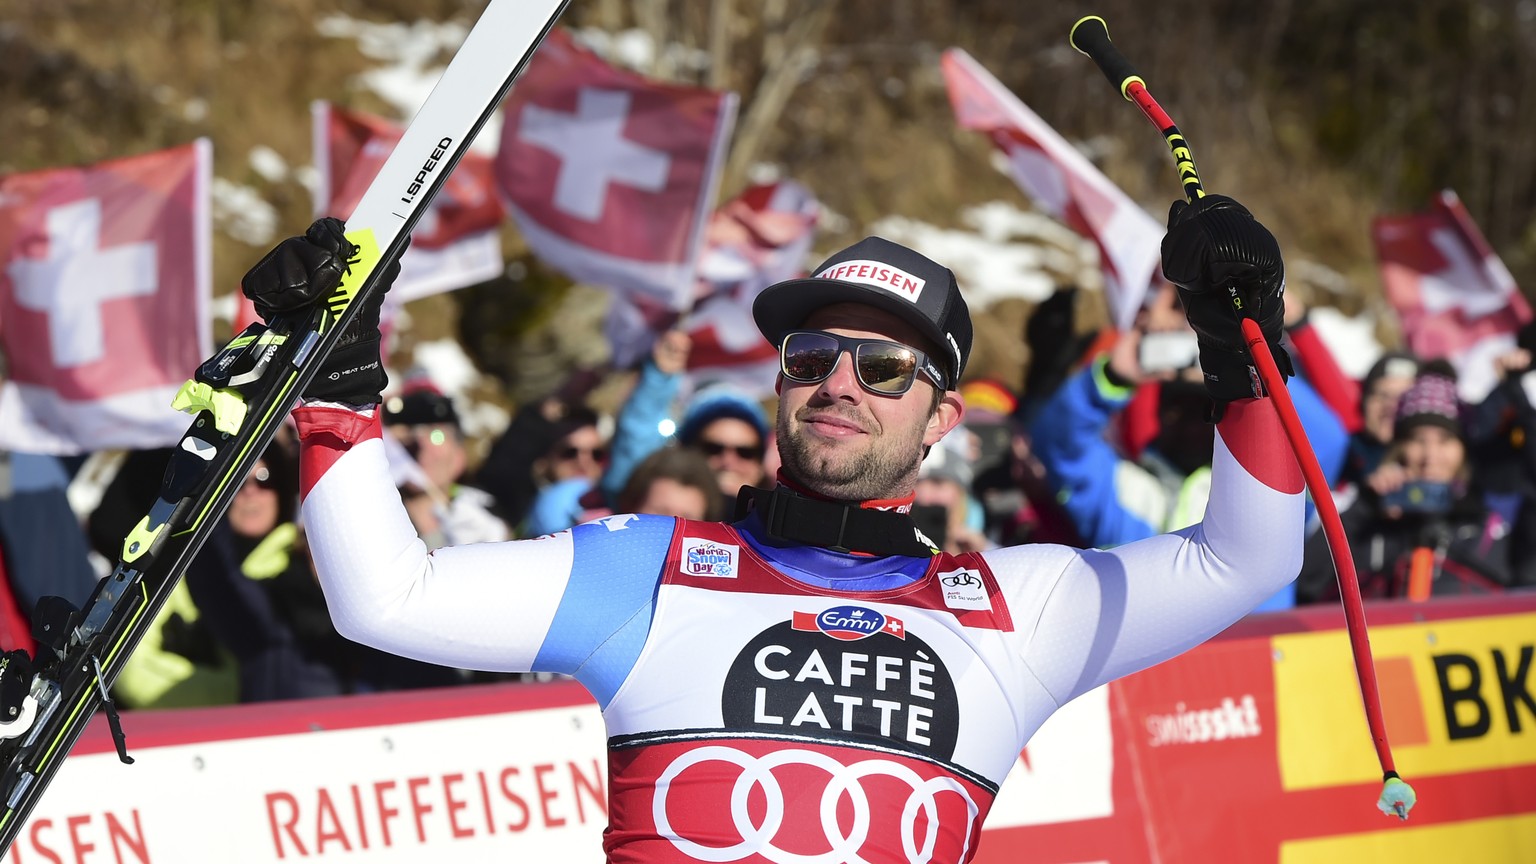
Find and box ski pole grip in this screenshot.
[1069,16,1143,101]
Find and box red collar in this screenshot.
[773,470,915,514]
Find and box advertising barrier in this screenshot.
[9,595,1536,863]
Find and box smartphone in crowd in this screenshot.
[1381,480,1454,514]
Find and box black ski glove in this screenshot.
[241,217,402,405]
[1160,194,1292,405]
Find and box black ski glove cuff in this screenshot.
[1160,194,1293,404]
[304,332,387,405]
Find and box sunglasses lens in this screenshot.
[701,441,763,460]
[244,465,275,490]
[560,447,606,462]
[781,332,840,383]
[856,343,919,394]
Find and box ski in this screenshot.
[0,0,569,851]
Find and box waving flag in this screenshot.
[604,180,819,396]
[497,28,737,310]
[686,179,820,392]
[0,140,212,454]
[941,48,1163,330]
[314,101,505,304]
[1373,189,1532,401]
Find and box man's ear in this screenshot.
[923,389,965,447]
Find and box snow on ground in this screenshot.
[316,14,504,155]
[211,178,280,246]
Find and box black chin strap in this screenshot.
[734,485,939,558]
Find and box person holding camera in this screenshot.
[1296,359,1515,602]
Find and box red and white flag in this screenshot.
[1373,189,1533,401]
[941,48,1163,330]
[686,180,820,393]
[0,140,212,454]
[497,29,737,310]
[604,180,819,396]
[314,101,505,304]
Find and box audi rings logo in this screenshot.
[935,567,989,612]
[652,746,980,863]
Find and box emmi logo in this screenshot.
[1432,646,1535,740]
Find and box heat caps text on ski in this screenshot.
[722,608,961,760]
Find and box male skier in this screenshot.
[245,193,1302,862]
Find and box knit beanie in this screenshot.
[677,383,769,446]
[1393,360,1461,440]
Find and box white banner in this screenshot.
[7,684,607,864]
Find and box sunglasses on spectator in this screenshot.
[558,446,607,462]
[242,465,277,491]
[698,440,764,461]
[779,330,946,396]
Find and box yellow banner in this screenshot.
[1279,813,1536,863]
[1273,612,1536,789]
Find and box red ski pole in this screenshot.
[1068,14,1416,820]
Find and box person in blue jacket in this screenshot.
[1028,287,1348,612]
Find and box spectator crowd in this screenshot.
[4,265,1535,713]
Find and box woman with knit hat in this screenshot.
[1297,360,1515,602]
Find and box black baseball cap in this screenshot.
[753,236,973,387]
[383,388,460,429]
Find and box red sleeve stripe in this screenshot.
[1216,397,1304,494]
[294,406,383,500]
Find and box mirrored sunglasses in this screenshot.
[779,330,946,396]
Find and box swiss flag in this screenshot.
[606,180,819,395]
[0,140,211,454]
[314,101,505,304]
[1373,189,1533,401]
[496,28,737,310]
[686,180,820,393]
[941,48,1164,330]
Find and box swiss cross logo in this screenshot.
[519,89,671,222]
[9,199,157,368]
[0,139,209,452]
[495,28,736,307]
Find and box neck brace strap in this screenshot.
[734,485,939,558]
